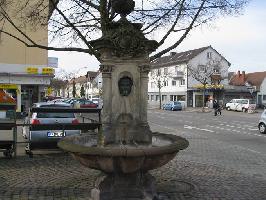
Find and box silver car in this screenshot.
[258,109,266,134]
[22,102,81,150]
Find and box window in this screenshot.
[164,81,168,86]
[162,95,167,101]
[151,95,154,101]
[198,65,206,72]
[172,81,176,86]
[263,95,266,100]
[180,79,185,85]
[164,68,168,75]
[207,52,212,59]
[170,95,178,101]
[156,95,160,101]
[157,69,161,76]
[213,66,220,73]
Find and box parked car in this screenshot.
[162,101,182,111]
[225,99,256,112]
[258,109,266,134]
[22,102,81,151]
[76,99,98,108]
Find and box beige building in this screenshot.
[0,1,56,114]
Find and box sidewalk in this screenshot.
[0,153,265,199]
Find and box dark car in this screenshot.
[163,101,182,111]
[77,99,98,108]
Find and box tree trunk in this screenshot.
[202,86,206,112]
[159,86,162,109]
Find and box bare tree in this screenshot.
[187,58,227,111]
[150,68,169,109]
[0,0,249,61]
[50,78,67,96]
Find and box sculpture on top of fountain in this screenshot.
[111,0,135,20]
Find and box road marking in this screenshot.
[248,128,258,131]
[184,125,214,132]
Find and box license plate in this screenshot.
[47,131,65,137]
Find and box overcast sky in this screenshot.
[49,0,266,76]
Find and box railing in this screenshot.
[1,106,102,158]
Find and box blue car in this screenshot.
[163,101,182,111]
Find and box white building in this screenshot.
[148,46,231,108]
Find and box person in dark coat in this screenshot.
[213,100,219,116]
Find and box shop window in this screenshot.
[172,81,176,86]
[156,95,160,101]
[263,95,266,100]
[151,95,154,101]
[162,95,167,101]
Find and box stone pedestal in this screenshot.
[100,61,152,145]
[91,172,157,200]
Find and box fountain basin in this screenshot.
[58,132,189,174]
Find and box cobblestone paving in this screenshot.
[0,153,266,200]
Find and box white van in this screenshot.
[225,99,256,112]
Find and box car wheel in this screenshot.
[242,108,247,112]
[259,123,266,134]
[226,107,230,111]
[171,107,174,111]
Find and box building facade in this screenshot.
[0,1,55,114]
[148,46,230,108]
[229,71,266,108]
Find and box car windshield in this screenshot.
[242,100,248,104]
[36,105,75,118]
[174,102,181,105]
[37,112,75,118]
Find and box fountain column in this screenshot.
[58,0,189,199]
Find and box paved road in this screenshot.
[148,109,266,178]
[0,109,265,199]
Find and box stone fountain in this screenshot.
[58,0,189,199]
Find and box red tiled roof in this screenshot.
[230,71,266,88]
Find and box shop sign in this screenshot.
[27,67,38,74]
[193,84,224,89]
[0,84,18,90]
[42,68,54,75]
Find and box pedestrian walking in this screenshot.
[213,100,219,116]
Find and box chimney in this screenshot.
[241,71,245,83]
[242,71,245,79]
[237,70,240,77]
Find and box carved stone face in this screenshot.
[118,76,133,96]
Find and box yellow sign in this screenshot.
[27,67,38,74]
[42,68,54,75]
[0,84,18,90]
[47,87,52,95]
[193,84,224,89]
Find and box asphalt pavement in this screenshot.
[0,109,265,199]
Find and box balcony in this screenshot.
[171,71,184,79]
